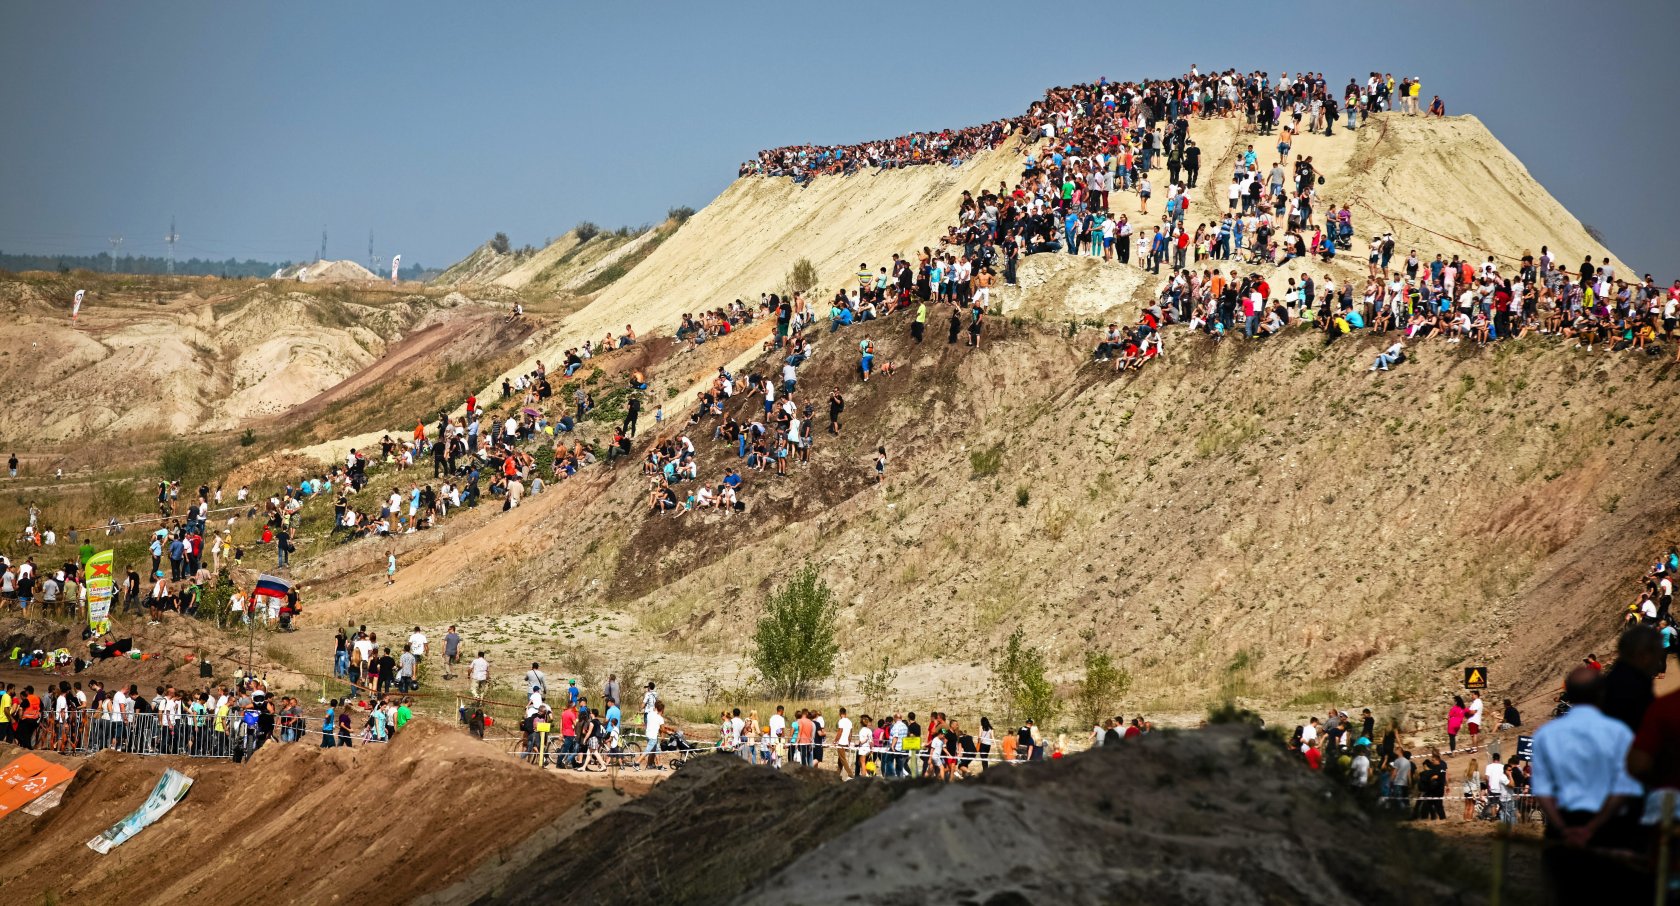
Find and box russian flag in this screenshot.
[252,573,291,601]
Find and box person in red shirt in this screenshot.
[558,702,578,769]
[1630,689,1680,790]
[1304,744,1323,770]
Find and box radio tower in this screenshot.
[108,236,123,273]
[368,229,375,272]
[165,217,179,275]
[319,227,328,262]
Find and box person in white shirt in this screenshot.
[1484,756,1514,825]
[408,627,427,661]
[641,702,666,769]
[642,682,658,728]
[1531,668,1644,899]
[768,705,787,755]
[835,708,854,777]
[469,652,490,698]
[1466,692,1485,752]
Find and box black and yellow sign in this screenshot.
[1463,666,1487,689]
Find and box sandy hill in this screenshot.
[435,221,681,297]
[272,258,379,283]
[0,274,510,440]
[264,109,1655,714]
[474,112,1627,403]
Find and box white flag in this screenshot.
[391,254,401,284]
[72,289,85,319]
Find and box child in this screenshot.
[873,446,887,483]
[386,549,396,586]
[653,405,664,429]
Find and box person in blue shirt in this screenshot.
[723,470,742,489]
[1064,211,1080,255]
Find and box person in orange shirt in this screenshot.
[17,685,42,749]
[998,731,1018,764]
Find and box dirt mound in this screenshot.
[0,614,304,692]
[274,259,379,283]
[452,753,903,905]
[748,725,1473,905]
[449,726,1474,906]
[0,720,590,904]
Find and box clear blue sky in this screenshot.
[1,0,1675,272]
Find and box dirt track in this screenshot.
[0,720,606,904]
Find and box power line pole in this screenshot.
[165,217,179,275]
[319,227,327,262]
[108,236,123,273]
[368,229,375,272]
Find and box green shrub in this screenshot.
[994,628,1059,727]
[970,444,1004,478]
[159,441,215,484]
[751,563,840,697]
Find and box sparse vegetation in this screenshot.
[1073,631,1131,729]
[490,232,511,255]
[667,206,696,224]
[751,563,840,697]
[574,221,601,243]
[970,444,1004,478]
[159,440,215,484]
[785,258,818,297]
[856,655,899,712]
[993,628,1059,727]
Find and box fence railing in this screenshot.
[29,710,389,758]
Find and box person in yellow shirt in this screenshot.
[0,684,12,744]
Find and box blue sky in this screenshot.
[1,0,1674,272]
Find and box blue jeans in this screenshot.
[335,650,349,678]
[1245,314,1261,338]
[1347,108,1358,129]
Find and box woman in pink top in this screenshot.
[1446,695,1466,753]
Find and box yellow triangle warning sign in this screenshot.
[1463,667,1487,689]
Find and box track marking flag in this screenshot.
[86,549,115,633]
[252,573,291,603]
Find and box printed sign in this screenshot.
[87,769,193,854]
[86,549,115,632]
[1463,666,1487,689]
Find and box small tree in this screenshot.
[785,258,818,297]
[574,221,600,243]
[490,232,512,255]
[856,655,899,712]
[994,628,1060,728]
[159,441,214,484]
[667,205,696,224]
[1073,630,1132,729]
[751,563,840,697]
